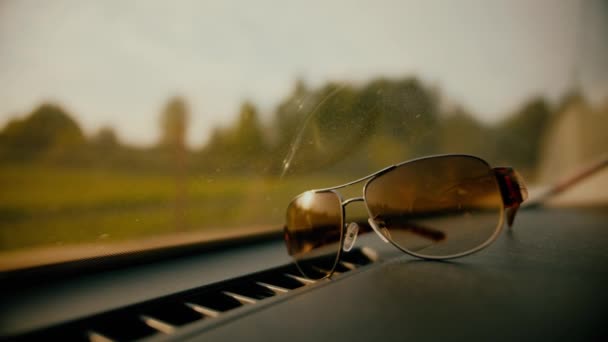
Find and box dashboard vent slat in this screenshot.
[88,314,160,341]
[185,302,220,318]
[284,273,317,285]
[339,260,357,270]
[222,291,258,305]
[139,316,175,335]
[11,247,376,341]
[87,331,115,342]
[256,281,290,294]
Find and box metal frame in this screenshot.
[285,154,527,279]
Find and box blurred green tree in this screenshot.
[234,101,266,155]
[269,77,442,175]
[494,97,551,170]
[160,97,189,150]
[274,79,311,150]
[0,103,86,163]
[159,97,191,230]
[200,101,267,173]
[91,126,119,149]
[439,106,492,158]
[370,77,440,157]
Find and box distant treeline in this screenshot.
[0,76,598,177]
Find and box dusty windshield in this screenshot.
[1,1,607,270]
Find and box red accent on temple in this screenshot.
[493,167,526,208]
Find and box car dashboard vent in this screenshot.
[11,247,378,342]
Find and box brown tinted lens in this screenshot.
[365,156,503,258]
[284,191,343,279]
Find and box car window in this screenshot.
[0,0,606,270]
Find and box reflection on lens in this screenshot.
[365,155,504,259]
[284,190,343,279]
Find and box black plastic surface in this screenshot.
[0,240,291,336]
[176,208,608,341]
[2,208,607,341]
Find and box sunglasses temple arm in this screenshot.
[494,167,528,227]
[365,218,446,242]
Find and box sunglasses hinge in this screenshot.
[494,167,524,208]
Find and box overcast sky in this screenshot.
[1,0,607,146]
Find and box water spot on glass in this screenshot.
[415,114,421,119]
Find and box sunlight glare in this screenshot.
[300,191,316,211]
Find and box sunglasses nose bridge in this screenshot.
[341,197,364,228]
[341,196,364,206]
[340,197,390,244]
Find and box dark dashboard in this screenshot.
[1,207,607,341]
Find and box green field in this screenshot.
[0,164,338,252]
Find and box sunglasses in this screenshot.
[283,154,528,279]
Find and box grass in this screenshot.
[0,164,340,252]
